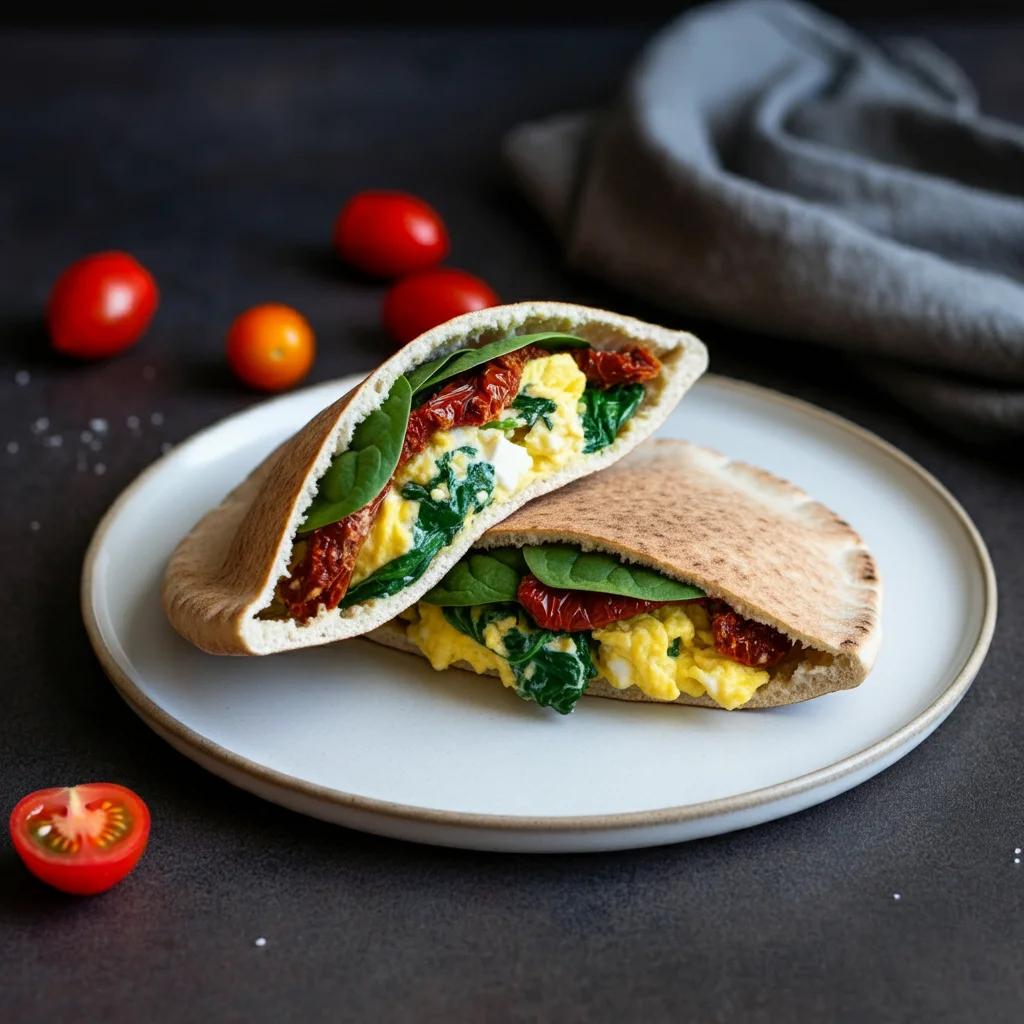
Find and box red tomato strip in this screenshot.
[518,577,793,669]
[707,600,793,668]
[571,345,661,388]
[517,574,673,632]
[280,343,663,621]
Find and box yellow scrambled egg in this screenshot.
[351,354,588,584]
[592,604,770,710]
[406,601,772,711]
[408,603,519,689]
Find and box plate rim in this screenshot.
[81,374,998,833]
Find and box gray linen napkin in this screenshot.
[503,0,1024,439]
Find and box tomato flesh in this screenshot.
[47,251,159,359]
[383,268,499,345]
[518,575,675,632]
[10,783,150,895]
[334,191,449,278]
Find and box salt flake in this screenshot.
[89,418,108,435]
[254,937,267,948]
[893,894,901,901]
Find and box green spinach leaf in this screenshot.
[422,552,523,606]
[667,637,681,658]
[340,447,495,607]
[442,604,596,715]
[579,382,645,454]
[404,353,456,395]
[523,544,706,602]
[301,376,413,533]
[486,547,529,575]
[481,393,558,432]
[410,332,590,402]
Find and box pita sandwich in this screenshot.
[366,439,882,713]
[163,302,708,655]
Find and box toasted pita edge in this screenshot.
[161,301,708,655]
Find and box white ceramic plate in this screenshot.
[82,375,996,853]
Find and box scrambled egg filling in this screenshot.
[408,603,519,690]
[593,604,770,711]
[351,353,588,584]
[406,602,773,711]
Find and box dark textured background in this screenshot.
[2,22,1023,1024]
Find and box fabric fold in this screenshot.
[503,0,1024,436]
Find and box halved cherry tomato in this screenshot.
[334,191,449,278]
[226,304,316,392]
[47,251,159,359]
[383,268,499,346]
[9,783,151,895]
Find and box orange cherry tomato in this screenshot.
[47,251,159,359]
[383,268,499,345]
[226,304,316,392]
[9,783,151,895]
[334,191,449,278]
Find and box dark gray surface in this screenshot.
[0,25,1021,1024]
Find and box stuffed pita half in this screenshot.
[163,302,708,655]
[367,439,882,713]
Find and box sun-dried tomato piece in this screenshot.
[280,489,387,620]
[572,345,662,388]
[401,344,547,462]
[708,600,793,668]
[517,575,674,632]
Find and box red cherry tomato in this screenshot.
[47,251,159,359]
[334,191,449,278]
[383,268,500,345]
[226,304,316,392]
[9,783,151,895]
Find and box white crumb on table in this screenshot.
[89,418,108,435]
[15,370,30,386]
[6,442,17,454]
[30,521,40,532]
[151,412,164,426]
[43,435,63,448]
[94,463,107,476]
[31,417,49,433]
[89,440,103,452]
[254,937,267,948]
[893,894,901,901]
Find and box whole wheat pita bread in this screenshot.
[162,302,707,655]
[365,439,882,709]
